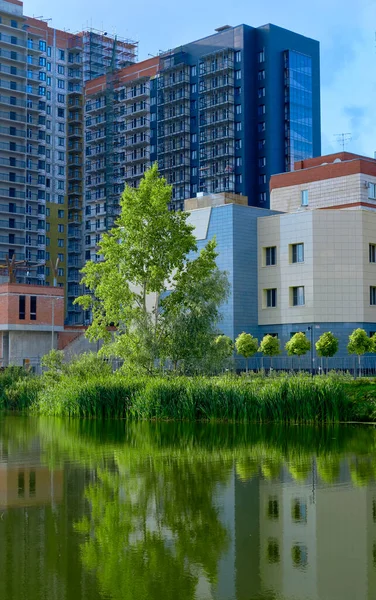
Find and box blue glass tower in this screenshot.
[149,24,321,210]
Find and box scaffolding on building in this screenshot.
[81,28,138,82]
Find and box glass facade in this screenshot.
[284,51,313,171]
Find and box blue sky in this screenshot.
[26,0,376,157]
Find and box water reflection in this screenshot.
[1,417,376,599]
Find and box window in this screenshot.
[265,246,276,266]
[292,498,307,522]
[266,288,277,308]
[191,150,197,160]
[58,210,65,218]
[235,50,241,62]
[258,49,265,63]
[57,94,65,103]
[58,151,65,161]
[258,157,266,168]
[11,20,18,28]
[58,64,65,74]
[19,295,25,320]
[258,104,266,115]
[371,287,376,306]
[58,49,65,61]
[58,195,64,204]
[57,79,65,89]
[235,70,241,80]
[58,165,65,175]
[370,244,376,263]
[57,181,65,190]
[39,56,46,66]
[301,189,309,206]
[236,122,242,132]
[267,539,280,564]
[258,174,266,185]
[191,83,197,94]
[39,40,47,52]
[369,183,376,199]
[292,545,308,568]
[259,192,267,203]
[267,497,279,520]
[190,65,197,77]
[58,268,64,277]
[58,239,64,247]
[236,157,242,167]
[57,224,64,233]
[39,72,46,81]
[258,70,265,80]
[30,296,37,320]
[292,286,305,306]
[58,253,64,262]
[292,243,304,263]
[46,222,50,232]
[235,104,242,115]
[258,139,265,150]
[58,108,65,118]
[258,122,266,132]
[58,137,65,147]
[258,87,266,98]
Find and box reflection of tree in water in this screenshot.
[75,456,231,600]
[317,454,341,484]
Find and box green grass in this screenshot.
[26,372,350,423]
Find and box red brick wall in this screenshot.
[271,155,376,191]
[0,284,64,327]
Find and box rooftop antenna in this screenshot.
[334,133,352,152]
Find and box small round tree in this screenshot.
[213,335,234,373]
[259,335,281,372]
[285,332,311,370]
[347,328,373,378]
[235,332,258,373]
[315,331,339,373]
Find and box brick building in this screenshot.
[0,282,64,366]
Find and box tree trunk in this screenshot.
[270,355,273,374]
[359,354,361,379]
[245,357,248,374]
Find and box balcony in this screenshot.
[126,118,148,132]
[0,173,25,184]
[0,188,25,199]
[0,48,26,63]
[0,33,27,48]
[68,243,81,253]
[0,251,25,261]
[0,125,26,138]
[68,185,82,196]
[68,226,81,239]
[158,72,190,89]
[159,157,190,170]
[68,126,83,138]
[0,110,27,123]
[0,235,25,245]
[68,199,82,210]
[158,88,190,105]
[67,270,81,283]
[85,101,106,114]
[199,57,234,76]
[0,219,25,230]
[158,106,190,122]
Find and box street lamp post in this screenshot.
[307,326,314,376]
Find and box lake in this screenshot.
[1,416,376,600]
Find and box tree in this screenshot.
[211,335,234,373]
[285,332,311,370]
[315,332,339,372]
[259,335,281,371]
[159,243,229,373]
[75,164,228,373]
[235,332,258,373]
[347,328,372,378]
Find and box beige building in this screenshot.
[258,209,376,327]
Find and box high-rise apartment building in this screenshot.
[83,24,320,267]
[0,0,137,323]
[1,4,321,325]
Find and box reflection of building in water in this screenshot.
[0,465,63,508]
[258,460,376,600]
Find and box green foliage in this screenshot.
[0,365,32,409]
[347,328,373,356]
[41,349,64,373]
[31,372,349,423]
[235,333,259,359]
[159,242,229,373]
[315,332,339,358]
[214,335,234,359]
[75,164,228,373]
[4,377,43,410]
[259,335,281,358]
[65,352,113,379]
[285,332,311,357]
